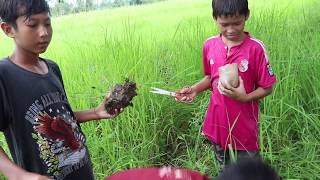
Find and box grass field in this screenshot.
[0,0,320,179]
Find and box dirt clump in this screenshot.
[104,80,137,115]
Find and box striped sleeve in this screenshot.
[251,38,277,88]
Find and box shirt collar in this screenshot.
[218,32,250,49]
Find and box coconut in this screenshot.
[218,63,239,88]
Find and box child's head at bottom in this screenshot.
[216,158,280,180]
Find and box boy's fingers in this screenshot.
[108,108,122,118]
[219,83,233,95]
[179,89,188,94]
[220,81,232,90]
[223,88,233,95]
[104,92,111,101]
[115,108,124,114]
[217,82,223,94]
[180,96,187,101]
[175,96,193,104]
[186,97,193,103]
[184,86,192,92]
[179,86,192,94]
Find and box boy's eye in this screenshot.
[27,24,37,28]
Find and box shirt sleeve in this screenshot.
[202,41,211,76]
[49,61,74,108]
[255,44,277,89]
[0,80,10,131]
[51,62,65,89]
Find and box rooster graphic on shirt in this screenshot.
[36,113,81,150]
[26,92,88,179]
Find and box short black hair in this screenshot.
[0,0,50,27]
[212,0,249,19]
[216,158,281,180]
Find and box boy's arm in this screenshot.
[74,102,121,123]
[191,75,212,94]
[0,147,25,179]
[245,86,273,102]
[176,76,211,103]
[0,147,51,180]
[73,109,100,123]
[74,91,123,123]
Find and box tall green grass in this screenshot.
[0,0,319,179]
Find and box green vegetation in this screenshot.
[0,0,319,179]
[50,0,167,16]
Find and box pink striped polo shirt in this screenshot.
[202,32,277,151]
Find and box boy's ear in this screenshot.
[0,22,15,38]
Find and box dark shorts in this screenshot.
[210,141,260,167]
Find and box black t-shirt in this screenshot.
[0,58,94,180]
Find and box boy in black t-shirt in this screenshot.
[0,0,122,179]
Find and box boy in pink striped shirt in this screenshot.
[176,0,277,167]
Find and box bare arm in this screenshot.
[74,108,104,123]
[0,147,25,179]
[74,98,122,123]
[176,76,211,103]
[0,147,51,180]
[190,75,211,95]
[245,86,273,102]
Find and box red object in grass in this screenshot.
[105,167,209,180]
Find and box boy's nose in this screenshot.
[227,28,236,34]
[39,26,49,37]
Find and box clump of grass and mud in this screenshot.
[104,79,138,114]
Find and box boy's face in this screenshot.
[2,12,52,55]
[215,15,247,42]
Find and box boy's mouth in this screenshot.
[226,33,238,37]
[38,42,49,47]
[38,41,49,44]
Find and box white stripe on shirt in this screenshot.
[250,37,269,63]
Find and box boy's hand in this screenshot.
[15,172,52,180]
[96,93,123,119]
[218,76,248,102]
[95,105,123,119]
[175,86,197,103]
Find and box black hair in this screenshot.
[212,0,249,19]
[216,158,281,180]
[0,0,50,27]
